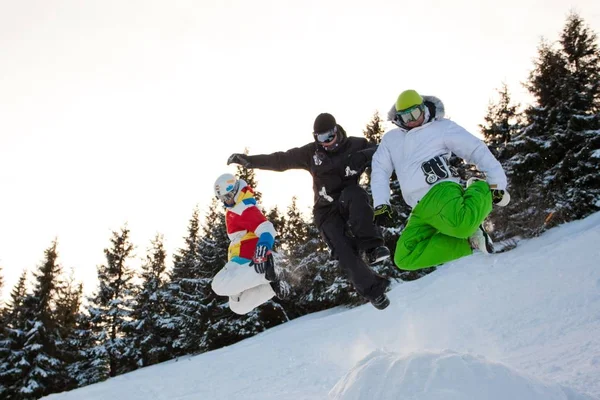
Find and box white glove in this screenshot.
[491,188,510,207]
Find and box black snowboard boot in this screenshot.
[369,277,391,310]
[370,293,390,310]
[366,246,391,266]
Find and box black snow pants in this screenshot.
[314,185,388,301]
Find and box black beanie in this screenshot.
[313,113,336,133]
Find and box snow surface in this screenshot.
[45,212,600,400]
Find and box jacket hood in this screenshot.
[387,95,445,123]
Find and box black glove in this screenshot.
[250,244,271,274]
[373,204,394,227]
[346,152,368,174]
[227,153,251,167]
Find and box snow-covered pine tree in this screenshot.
[235,147,262,203]
[0,265,11,398]
[86,226,137,379]
[165,208,206,356]
[0,270,29,399]
[479,83,522,161]
[130,234,172,367]
[14,241,65,399]
[65,312,100,389]
[361,111,385,186]
[495,13,600,238]
[53,276,84,392]
[0,265,4,311]
[265,206,285,251]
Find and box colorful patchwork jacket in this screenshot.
[225,180,276,262]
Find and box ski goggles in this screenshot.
[217,181,239,203]
[395,104,425,124]
[313,126,337,144]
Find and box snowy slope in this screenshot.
[45,212,600,400]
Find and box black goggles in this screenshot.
[313,126,337,144]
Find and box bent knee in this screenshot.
[211,278,227,296]
[394,255,423,271]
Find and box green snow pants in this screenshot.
[394,180,492,271]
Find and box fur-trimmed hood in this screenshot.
[387,95,445,124]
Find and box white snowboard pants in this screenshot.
[211,258,275,315]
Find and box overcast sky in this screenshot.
[1,0,599,300]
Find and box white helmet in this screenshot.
[214,173,240,204]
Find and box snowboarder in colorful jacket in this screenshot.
[371,90,511,271]
[211,173,289,315]
[227,113,392,310]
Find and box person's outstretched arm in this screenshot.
[228,144,313,172]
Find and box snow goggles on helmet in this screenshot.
[313,126,337,144]
[396,104,425,124]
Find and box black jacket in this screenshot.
[245,137,377,211]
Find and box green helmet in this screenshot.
[395,90,423,112]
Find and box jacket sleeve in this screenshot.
[246,144,312,171]
[357,139,378,161]
[240,206,276,250]
[443,121,508,190]
[371,136,395,207]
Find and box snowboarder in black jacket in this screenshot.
[227,113,392,310]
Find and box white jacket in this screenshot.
[371,96,507,208]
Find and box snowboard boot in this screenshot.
[369,277,391,310]
[370,293,390,310]
[366,246,391,266]
[469,225,494,254]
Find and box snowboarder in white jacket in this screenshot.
[371,90,510,270]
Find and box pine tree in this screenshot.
[131,234,171,367]
[54,276,83,392]
[235,147,262,202]
[15,240,65,399]
[494,13,600,238]
[0,264,5,377]
[65,312,99,389]
[559,12,600,114]
[265,206,285,251]
[363,111,385,144]
[165,208,206,356]
[361,112,385,186]
[86,226,137,379]
[0,270,29,399]
[0,265,10,398]
[0,265,4,311]
[280,196,310,252]
[479,83,522,160]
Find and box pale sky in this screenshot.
[1,0,599,301]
